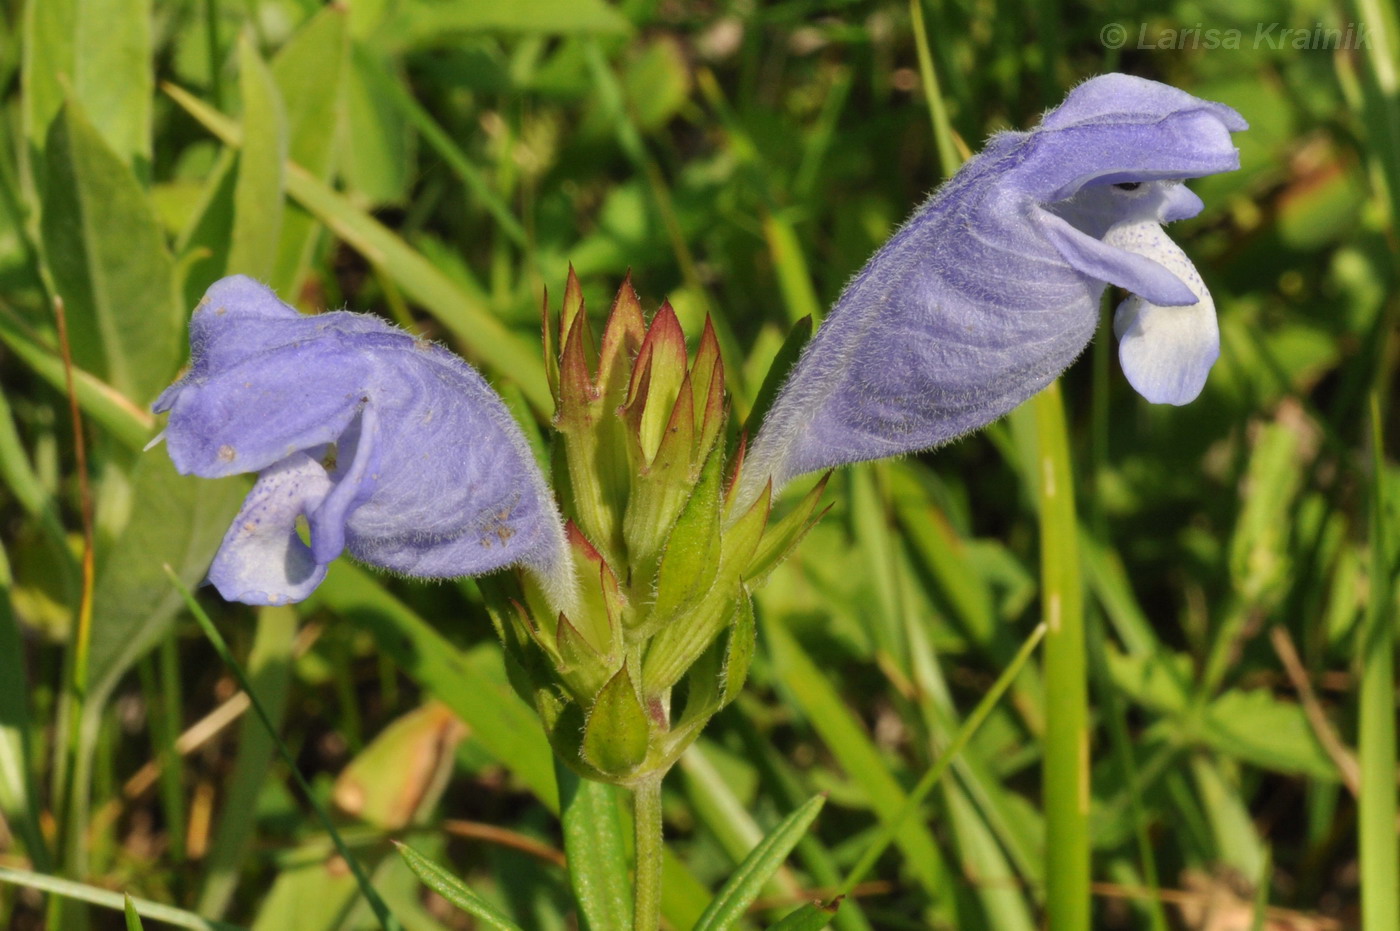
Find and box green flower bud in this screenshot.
[483,270,827,785]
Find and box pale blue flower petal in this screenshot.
[207,452,331,605]
[1108,220,1220,405]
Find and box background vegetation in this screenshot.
[1,0,1397,928]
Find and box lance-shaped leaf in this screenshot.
[746,475,831,587]
[643,440,723,638]
[42,101,182,405]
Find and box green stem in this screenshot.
[1034,381,1089,930]
[632,777,664,931]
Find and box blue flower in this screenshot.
[153,275,569,607]
[740,74,1246,502]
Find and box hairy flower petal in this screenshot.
[739,74,1245,505]
[157,276,572,607]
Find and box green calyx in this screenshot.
[485,269,827,785]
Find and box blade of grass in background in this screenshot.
[393,843,523,931]
[691,792,825,931]
[197,606,298,918]
[167,569,401,931]
[1034,381,1089,930]
[0,866,238,931]
[0,542,49,871]
[162,82,551,413]
[1358,394,1398,930]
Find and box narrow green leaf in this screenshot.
[770,902,840,931]
[228,37,286,280]
[198,605,298,918]
[41,102,181,405]
[1359,393,1398,931]
[75,0,153,178]
[0,545,49,870]
[556,761,633,931]
[170,572,400,931]
[692,793,825,931]
[763,615,951,905]
[0,312,156,451]
[123,893,145,931]
[164,83,551,412]
[1033,381,1089,931]
[393,842,524,931]
[0,865,238,930]
[387,0,631,44]
[743,316,811,440]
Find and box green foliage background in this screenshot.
[1,0,1397,928]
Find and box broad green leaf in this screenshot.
[270,4,349,295]
[394,842,524,931]
[228,38,286,280]
[332,702,464,831]
[175,150,239,309]
[250,853,360,931]
[343,44,412,206]
[41,102,182,406]
[75,0,153,179]
[693,793,826,931]
[20,0,76,190]
[556,762,632,931]
[85,454,247,704]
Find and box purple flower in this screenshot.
[740,74,1246,502]
[153,275,569,607]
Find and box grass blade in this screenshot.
[393,842,524,931]
[166,569,401,931]
[162,81,550,413]
[0,866,238,931]
[197,605,298,918]
[124,893,145,931]
[1034,381,1089,930]
[692,793,826,931]
[1358,393,1398,930]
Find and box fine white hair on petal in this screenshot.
[1105,219,1219,405]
